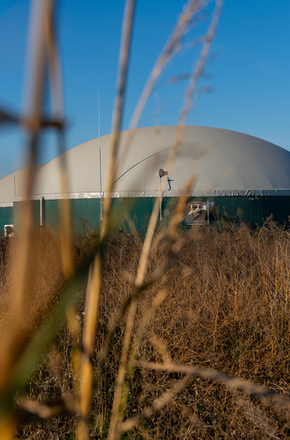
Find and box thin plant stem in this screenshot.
[79,2,136,439]
[102,0,136,239]
[118,376,191,434]
[77,258,101,439]
[0,0,52,403]
[45,0,73,277]
[136,361,290,416]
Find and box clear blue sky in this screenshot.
[0,0,289,177]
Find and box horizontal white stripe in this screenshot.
[11,189,290,202]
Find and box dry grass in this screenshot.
[9,219,290,439]
[0,230,66,336]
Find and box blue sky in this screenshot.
[0,0,289,177]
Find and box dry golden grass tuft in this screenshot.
[0,230,66,338]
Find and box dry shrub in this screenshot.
[15,220,290,439]
[0,229,75,341]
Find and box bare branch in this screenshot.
[137,361,290,417]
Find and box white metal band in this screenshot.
[11,189,290,202]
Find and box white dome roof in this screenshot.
[1,126,290,204]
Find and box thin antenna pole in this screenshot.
[159,175,162,223]
[13,142,15,174]
[13,142,16,197]
[98,92,103,222]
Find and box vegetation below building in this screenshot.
[0,219,289,438]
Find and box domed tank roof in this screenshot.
[2,126,290,203]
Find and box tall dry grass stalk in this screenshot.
[4,1,290,440]
[78,2,136,437]
[0,3,59,436]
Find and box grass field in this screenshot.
[1,218,287,439]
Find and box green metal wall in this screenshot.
[0,207,13,236]
[5,195,290,235]
[111,197,156,232]
[113,196,290,229]
[13,201,40,232]
[211,196,290,226]
[43,199,101,233]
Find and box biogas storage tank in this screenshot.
[0,126,290,233]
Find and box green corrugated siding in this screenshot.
[3,196,290,234]
[71,199,101,233]
[119,196,290,228]
[44,199,101,234]
[212,196,290,226]
[114,196,290,229]
[13,201,40,231]
[0,207,13,236]
[43,199,60,230]
[111,197,155,232]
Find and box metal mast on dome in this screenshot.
[98,92,103,222]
